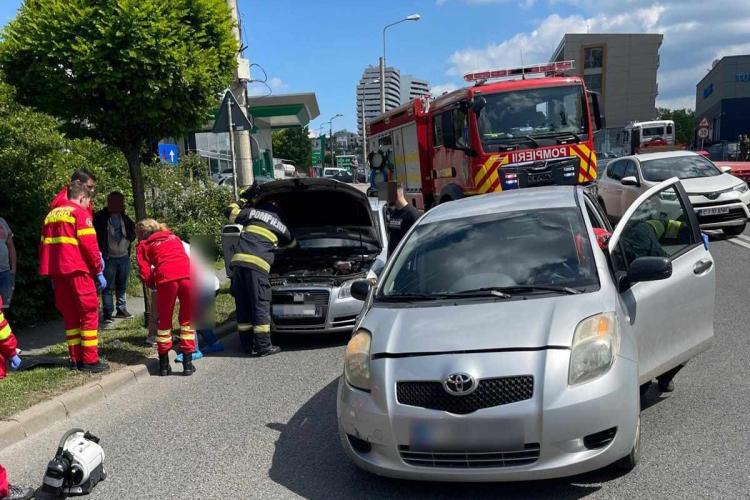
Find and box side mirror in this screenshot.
[472,95,487,114]
[626,256,672,285]
[587,91,604,131]
[621,176,640,187]
[350,279,372,302]
[719,165,732,174]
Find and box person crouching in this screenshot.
[135,219,196,376]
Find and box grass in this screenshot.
[0,281,237,419]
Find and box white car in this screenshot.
[597,151,750,236]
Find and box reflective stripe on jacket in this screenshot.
[0,298,18,359]
[230,208,294,274]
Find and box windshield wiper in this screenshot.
[533,131,582,143]
[441,288,512,299]
[377,293,444,302]
[497,285,583,295]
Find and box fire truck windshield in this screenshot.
[477,85,587,152]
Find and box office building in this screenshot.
[401,75,431,103]
[550,33,663,154]
[695,55,750,143]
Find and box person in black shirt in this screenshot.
[387,182,420,256]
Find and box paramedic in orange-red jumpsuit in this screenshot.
[51,169,96,217]
[0,297,23,380]
[136,219,196,377]
[38,182,109,373]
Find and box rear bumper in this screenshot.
[337,351,639,481]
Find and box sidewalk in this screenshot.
[16,294,149,357]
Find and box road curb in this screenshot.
[0,360,156,451]
[0,321,236,451]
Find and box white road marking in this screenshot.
[727,237,750,250]
[736,234,750,243]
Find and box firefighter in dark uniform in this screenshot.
[227,199,294,356]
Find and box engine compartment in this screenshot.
[270,249,379,286]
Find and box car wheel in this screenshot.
[615,412,641,471]
[722,224,746,237]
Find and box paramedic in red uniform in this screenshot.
[136,219,195,377]
[39,182,109,373]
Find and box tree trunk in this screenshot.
[124,145,151,326]
[126,147,147,221]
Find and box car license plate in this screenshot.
[699,207,730,216]
[409,420,524,452]
[528,172,553,184]
[272,305,317,317]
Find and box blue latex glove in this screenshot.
[10,354,22,370]
[96,273,107,290]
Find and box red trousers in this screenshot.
[0,464,8,498]
[0,354,7,380]
[155,278,195,356]
[52,273,99,364]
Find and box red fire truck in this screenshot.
[367,61,603,209]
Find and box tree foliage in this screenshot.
[272,126,313,171]
[656,108,696,146]
[0,0,238,219]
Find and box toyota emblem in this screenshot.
[443,373,477,396]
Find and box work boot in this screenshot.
[69,360,82,371]
[158,354,172,377]
[182,353,196,376]
[253,345,282,358]
[80,360,110,374]
[2,484,35,500]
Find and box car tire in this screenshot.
[722,224,746,237]
[615,411,641,471]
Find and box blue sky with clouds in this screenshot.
[2,0,749,133]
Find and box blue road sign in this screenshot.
[159,144,180,165]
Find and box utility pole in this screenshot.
[227,0,253,189]
[361,98,368,178]
[227,91,239,201]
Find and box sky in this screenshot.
[2,0,749,134]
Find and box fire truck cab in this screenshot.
[367,61,603,209]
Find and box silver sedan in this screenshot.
[338,180,715,481]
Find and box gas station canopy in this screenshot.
[247,92,320,129]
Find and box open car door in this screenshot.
[608,177,715,384]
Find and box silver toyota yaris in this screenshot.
[337,180,715,481]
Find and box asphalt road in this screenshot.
[2,232,750,499]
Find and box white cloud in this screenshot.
[445,0,750,110]
[269,77,287,90]
[430,82,460,97]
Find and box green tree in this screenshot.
[273,126,313,172]
[656,108,696,146]
[0,0,237,221]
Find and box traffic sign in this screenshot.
[158,144,179,165]
[697,128,709,139]
[698,118,710,129]
[336,155,355,169]
[212,90,253,133]
[312,150,322,165]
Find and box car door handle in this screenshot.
[693,259,713,275]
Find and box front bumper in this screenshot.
[690,192,750,229]
[270,284,364,334]
[337,350,639,481]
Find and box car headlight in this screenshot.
[568,312,619,386]
[339,280,355,299]
[344,329,371,391]
[733,182,749,193]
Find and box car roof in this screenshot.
[623,151,702,162]
[421,186,580,224]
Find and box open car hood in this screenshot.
[250,178,381,248]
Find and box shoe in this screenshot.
[175,350,203,363]
[158,354,172,376]
[202,342,225,354]
[102,317,115,326]
[3,484,35,500]
[115,309,133,319]
[69,360,82,371]
[182,353,196,376]
[253,346,282,358]
[79,361,110,374]
[658,379,675,392]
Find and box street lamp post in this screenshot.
[380,14,421,113]
[328,114,343,170]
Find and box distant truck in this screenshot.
[273,158,298,179]
[366,60,603,209]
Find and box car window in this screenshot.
[607,160,626,180]
[433,113,444,148]
[379,208,599,297]
[640,155,721,181]
[453,108,469,148]
[622,160,638,180]
[584,198,607,230]
[611,185,696,271]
